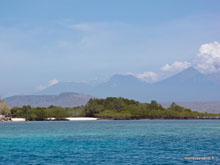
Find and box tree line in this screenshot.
[84,97,219,119]
[1,97,219,120]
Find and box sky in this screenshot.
[1,0,220,97]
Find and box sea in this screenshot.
[0,120,219,165]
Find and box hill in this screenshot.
[4,92,92,107]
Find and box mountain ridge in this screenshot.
[35,67,220,102]
[6,67,220,107]
[4,92,92,108]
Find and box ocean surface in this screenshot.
[0,120,220,165]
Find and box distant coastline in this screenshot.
[1,97,220,122]
[1,116,220,122]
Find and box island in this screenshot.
[1,97,220,121]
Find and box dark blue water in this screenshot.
[0,120,220,164]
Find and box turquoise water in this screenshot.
[0,120,220,164]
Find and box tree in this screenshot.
[169,102,184,112]
[84,99,105,116]
[0,100,10,116]
[149,100,164,110]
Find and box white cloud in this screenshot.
[127,72,158,82]
[70,23,92,32]
[194,41,220,74]
[37,79,59,91]
[48,79,59,86]
[160,41,220,74]
[161,61,191,72]
[137,72,158,82]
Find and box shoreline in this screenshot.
[1,117,220,122]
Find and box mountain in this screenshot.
[36,67,220,102]
[4,92,92,107]
[37,82,92,95]
[150,67,220,101]
[93,74,149,99]
[4,68,220,110]
[35,74,150,100]
[156,67,206,86]
[103,74,144,86]
[207,72,220,85]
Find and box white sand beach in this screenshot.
[11,118,26,122]
[65,117,98,121]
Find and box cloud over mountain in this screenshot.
[136,72,158,82]
[160,61,191,72]
[158,41,220,76]
[194,41,220,74]
[37,79,59,91]
[132,41,220,82]
[126,72,158,82]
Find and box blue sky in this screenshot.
[1,0,220,97]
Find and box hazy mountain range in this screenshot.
[4,92,92,108]
[36,67,220,102]
[4,67,220,112]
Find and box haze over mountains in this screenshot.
[4,67,220,111]
[4,92,92,108]
[36,67,220,102]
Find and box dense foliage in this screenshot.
[0,100,10,116]
[10,105,84,120]
[6,97,220,120]
[84,98,219,119]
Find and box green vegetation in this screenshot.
[10,105,84,120]
[84,98,219,119]
[3,97,220,120]
[0,100,10,116]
